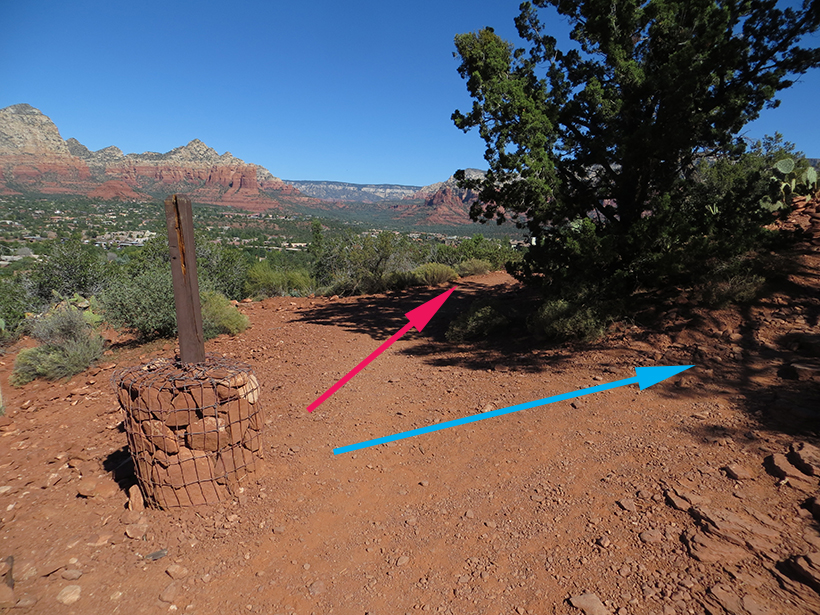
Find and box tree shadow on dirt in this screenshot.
[295,277,576,373]
[646,248,820,442]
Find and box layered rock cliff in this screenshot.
[284,180,421,203]
[396,169,484,226]
[0,104,316,210]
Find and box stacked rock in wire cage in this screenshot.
[114,354,264,509]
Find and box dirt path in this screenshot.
[3,224,820,614]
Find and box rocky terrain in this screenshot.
[2,196,820,613]
[0,104,485,227]
[0,104,318,211]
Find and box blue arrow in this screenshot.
[334,365,693,455]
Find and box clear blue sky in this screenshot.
[1,1,818,186]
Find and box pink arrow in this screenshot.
[307,286,457,412]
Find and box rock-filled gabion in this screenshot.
[113,355,264,509]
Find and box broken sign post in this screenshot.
[164,194,205,364]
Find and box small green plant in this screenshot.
[446,300,510,342]
[412,263,458,287]
[761,157,819,211]
[201,291,249,339]
[457,258,492,277]
[528,299,606,341]
[245,261,314,298]
[11,305,104,385]
[697,256,766,307]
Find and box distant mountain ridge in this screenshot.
[284,180,421,203]
[0,103,482,226]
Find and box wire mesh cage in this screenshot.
[113,354,264,509]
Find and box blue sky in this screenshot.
[1,1,818,186]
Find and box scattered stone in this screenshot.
[596,536,611,548]
[159,582,178,603]
[464,509,475,519]
[707,584,745,615]
[0,584,14,609]
[665,490,692,512]
[723,464,754,481]
[789,442,820,476]
[86,534,111,547]
[76,478,98,498]
[396,556,410,566]
[125,523,148,540]
[766,453,814,485]
[166,564,189,580]
[56,585,81,605]
[95,481,120,499]
[144,549,168,561]
[569,592,611,615]
[272,526,286,534]
[61,569,82,581]
[683,530,748,563]
[639,529,663,544]
[308,580,325,596]
[128,484,144,511]
[617,498,637,512]
[14,594,38,608]
[785,552,820,593]
[480,403,495,413]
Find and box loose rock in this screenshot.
[639,529,663,544]
[569,592,611,615]
[166,564,189,580]
[159,582,178,603]
[56,585,81,605]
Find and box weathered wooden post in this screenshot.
[164,194,205,363]
[113,194,265,509]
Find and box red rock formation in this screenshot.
[0,104,317,211]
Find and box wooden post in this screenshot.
[164,194,205,364]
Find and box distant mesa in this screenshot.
[0,103,484,225]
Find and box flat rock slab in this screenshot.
[569,592,611,615]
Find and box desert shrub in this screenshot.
[312,228,425,295]
[100,266,177,340]
[11,305,104,385]
[528,299,606,342]
[0,276,31,341]
[698,256,767,307]
[457,258,492,277]
[26,239,109,303]
[201,291,249,339]
[385,270,420,290]
[413,263,458,287]
[245,261,314,298]
[446,300,510,342]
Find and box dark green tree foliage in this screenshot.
[453,0,820,297]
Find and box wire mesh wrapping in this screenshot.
[113,354,264,509]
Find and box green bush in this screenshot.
[446,301,510,342]
[102,266,250,341]
[201,291,249,339]
[457,259,492,277]
[245,261,314,298]
[0,276,30,342]
[385,270,420,290]
[11,305,104,385]
[100,266,177,340]
[528,299,606,342]
[413,263,458,287]
[26,239,109,303]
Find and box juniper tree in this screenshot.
[453,0,820,298]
